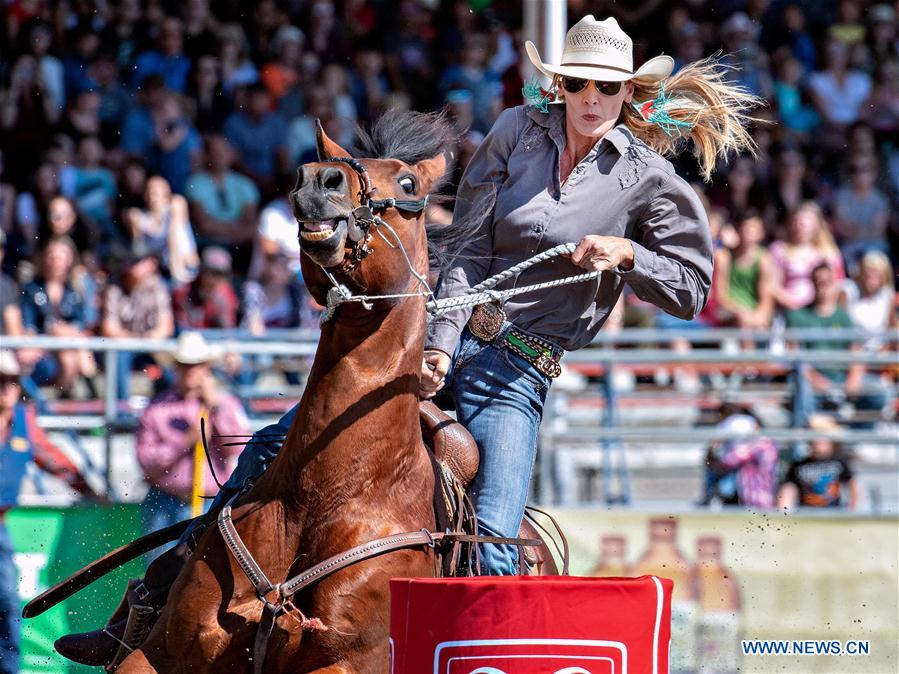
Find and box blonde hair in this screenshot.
[789,201,840,258]
[856,250,894,290]
[619,56,764,181]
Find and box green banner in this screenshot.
[7,505,143,674]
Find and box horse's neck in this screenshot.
[277,297,426,489]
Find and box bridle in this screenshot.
[312,157,434,322]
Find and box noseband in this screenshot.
[315,157,433,323]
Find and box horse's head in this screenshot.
[292,113,449,309]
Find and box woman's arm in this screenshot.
[167,195,200,282]
[614,171,713,320]
[425,106,521,356]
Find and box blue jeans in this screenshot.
[116,352,168,401]
[141,488,192,565]
[0,523,20,674]
[446,327,552,575]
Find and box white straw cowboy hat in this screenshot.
[526,16,674,84]
[173,331,219,365]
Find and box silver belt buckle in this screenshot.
[468,302,506,341]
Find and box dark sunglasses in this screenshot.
[559,76,622,96]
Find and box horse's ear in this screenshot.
[415,152,447,191]
[315,119,350,160]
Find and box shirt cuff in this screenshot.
[425,319,462,356]
[613,241,654,283]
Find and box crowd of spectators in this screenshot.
[0,0,896,413]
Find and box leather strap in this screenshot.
[278,530,540,600]
[22,518,193,619]
[252,603,280,674]
[525,505,571,576]
[368,195,429,214]
[217,497,277,599]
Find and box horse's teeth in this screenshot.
[301,228,334,241]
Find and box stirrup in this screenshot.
[105,603,155,671]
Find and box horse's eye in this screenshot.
[398,176,416,194]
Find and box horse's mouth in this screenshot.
[299,217,347,243]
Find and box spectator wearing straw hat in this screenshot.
[135,332,249,559]
[777,414,858,509]
[0,349,101,673]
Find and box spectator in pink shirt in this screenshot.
[136,331,249,560]
[702,404,779,509]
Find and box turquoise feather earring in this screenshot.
[631,81,693,136]
[522,78,557,113]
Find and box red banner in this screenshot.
[390,575,672,674]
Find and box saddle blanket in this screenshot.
[390,575,672,674]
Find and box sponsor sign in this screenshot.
[390,576,672,674]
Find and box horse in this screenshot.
[115,112,473,673]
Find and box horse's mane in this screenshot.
[354,109,486,277]
[355,109,454,169]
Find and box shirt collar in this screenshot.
[524,106,633,159]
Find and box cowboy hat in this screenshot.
[525,16,674,84]
[173,331,219,365]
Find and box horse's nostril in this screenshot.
[295,166,309,189]
[321,167,345,192]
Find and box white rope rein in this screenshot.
[321,236,598,322]
[427,242,600,316]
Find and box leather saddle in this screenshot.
[419,400,479,487]
[418,401,558,575]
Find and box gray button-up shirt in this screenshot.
[426,104,712,355]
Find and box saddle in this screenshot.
[418,401,559,575]
[419,400,479,487]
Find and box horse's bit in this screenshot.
[314,157,435,323]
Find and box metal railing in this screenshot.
[2,328,897,498]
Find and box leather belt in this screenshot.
[502,328,563,379]
[467,303,564,379]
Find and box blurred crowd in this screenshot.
[0,0,897,406]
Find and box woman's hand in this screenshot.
[570,235,635,272]
[420,349,451,399]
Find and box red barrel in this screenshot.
[390,575,672,674]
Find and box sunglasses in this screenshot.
[559,76,622,96]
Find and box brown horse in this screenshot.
[116,115,451,673]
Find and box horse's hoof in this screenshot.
[54,619,125,666]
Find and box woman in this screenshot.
[420,15,758,575]
[770,201,844,312]
[124,175,199,286]
[840,250,895,351]
[239,251,318,386]
[18,237,96,395]
[713,213,775,330]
